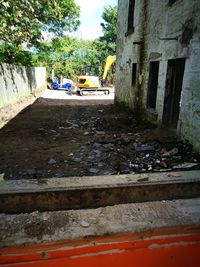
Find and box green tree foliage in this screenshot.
[0,0,80,62]
[99,5,117,55]
[0,1,118,84]
[37,4,118,81]
[31,37,102,80]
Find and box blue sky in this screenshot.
[74,0,118,40]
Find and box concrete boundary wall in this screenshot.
[0,63,46,108]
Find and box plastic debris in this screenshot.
[134,144,155,153]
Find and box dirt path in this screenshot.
[0,95,199,180]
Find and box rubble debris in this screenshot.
[55,170,64,177]
[173,162,199,170]
[168,172,182,177]
[96,131,105,135]
[137,177,149,182]
[48,158,57,165]
[162,147,179,157]
[80,220,90,228]
[134,144,155,153]
[68,157,82,163]
[103,143,114,148]
[89,168,99,174]
[0,173,4,181]
[65,120,79,128]
[26,169,38,175]
[1,104,200,180]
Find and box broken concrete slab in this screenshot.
[0,171,200,214]
[173,162,199,170]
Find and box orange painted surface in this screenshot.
[1,226,200,267]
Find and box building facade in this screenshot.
[115,0,200,152]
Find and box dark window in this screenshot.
[79,79,86,84]
[162,58,185,127]
[131,63,137,86]
[127,0,135,32]
[147,61,159,109]
[168,0,177,6]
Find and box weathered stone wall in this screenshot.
[178,38,200,152]
[0,63,46,108]
[116,0,200,152]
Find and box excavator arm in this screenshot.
[102,55,116,81]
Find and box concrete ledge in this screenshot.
[0,198,200,248]
[1,171,200,214]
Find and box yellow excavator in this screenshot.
[77,55,116,95]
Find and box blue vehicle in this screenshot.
[51,81,72,92]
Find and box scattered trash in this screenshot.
[2,104,200,179]
[171,155,182,160]
[129,162,139,170]
[160,161,168,168]
[147,165,152,171]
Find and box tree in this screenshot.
[0,0,80,62]
[100,5,117,55]
[30,37,102,80]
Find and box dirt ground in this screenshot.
[0,93,199,180]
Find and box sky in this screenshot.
[73,0,118,40]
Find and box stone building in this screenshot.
[115,0,200,152]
